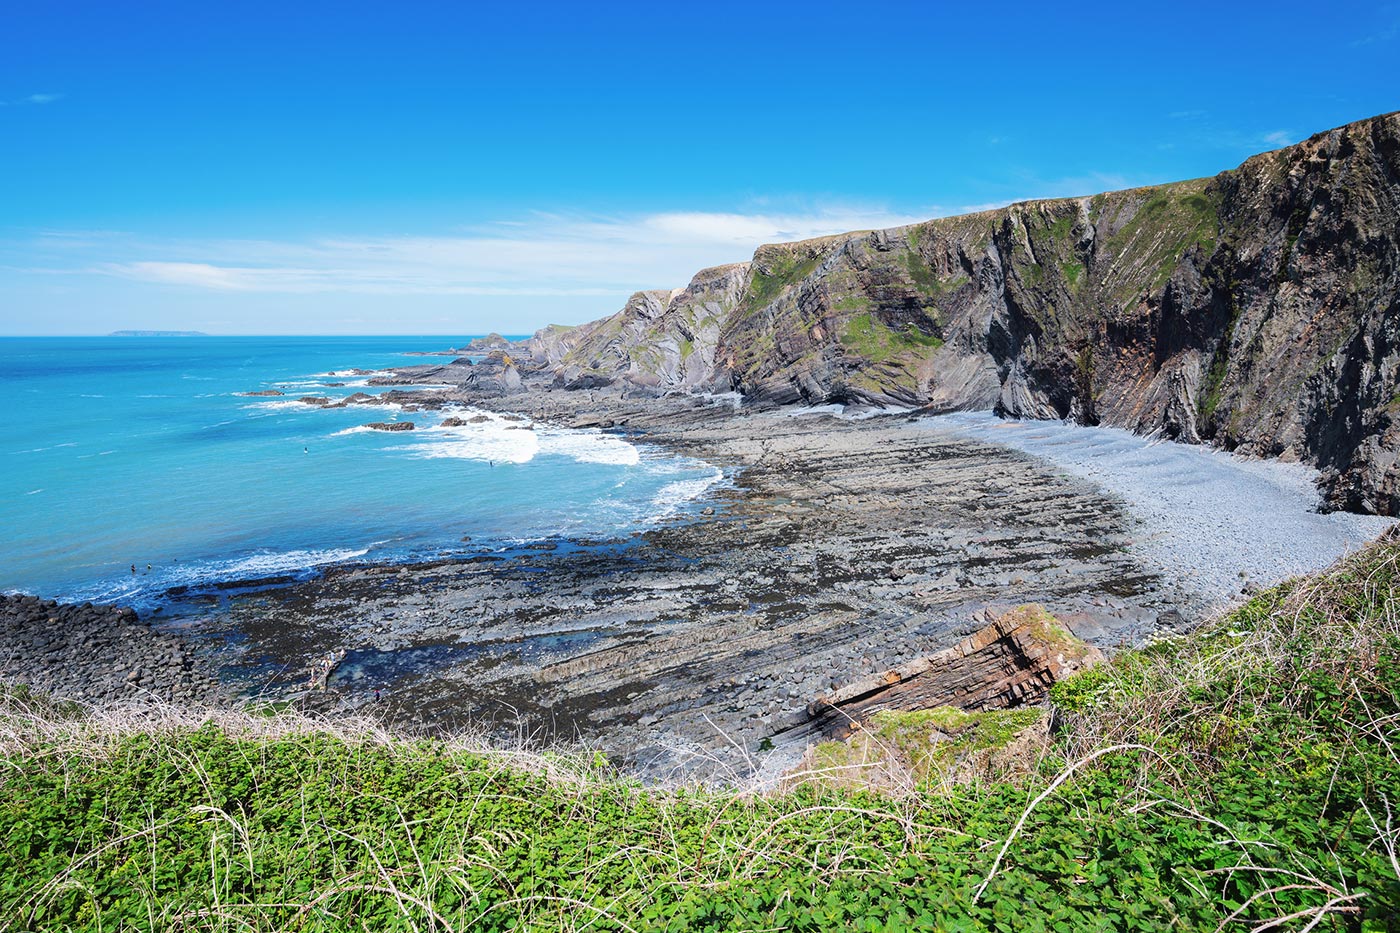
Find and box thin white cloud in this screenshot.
[22,206,934,297]
[111,261,256,290]
[1262,130,1295,147]
[1351,5,1399,46]
[2,92,63,107]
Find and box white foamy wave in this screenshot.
[407,422,540,464]
[536,429,641,466]
[315,369,387,379]
[72,545,377,606]
[376,409,516,464]
[411,408,645,466]
[646,466,724,522]
[329,425,375,437]
[244,400,313,411]
[190,546,373,581]
[12,442,77,454]
[275,380,337,390]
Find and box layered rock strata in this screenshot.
[420,112,1400,513]
[805,605,1105,739]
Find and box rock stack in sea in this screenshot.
[0,594,222,705]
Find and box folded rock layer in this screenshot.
[513,112,1400,514]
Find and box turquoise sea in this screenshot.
[0,336,722,606]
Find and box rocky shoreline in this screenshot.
[127,383,1200,781]
[8,371,1392,781]
[1,594,223,706]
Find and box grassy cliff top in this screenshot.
[3,537,1399,931]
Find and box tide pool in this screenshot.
[0,336,723,606]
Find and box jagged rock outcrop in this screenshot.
[804,605,1104,739]
[496,112,1400,513]
[534,263,751,393]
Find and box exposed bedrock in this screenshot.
[426,112,1400,514]
[805,605,1106,739]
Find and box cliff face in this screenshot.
[518,112,1400,514]
[533,262,751,392]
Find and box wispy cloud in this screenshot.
[1352,4,1400,45]
[1161,123,1304,156]
[1,92,63,107]
[17,206,933,297]
[955,172,1142,214]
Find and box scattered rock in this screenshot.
[0,594,223,705]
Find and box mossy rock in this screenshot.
[793,704,1047,792]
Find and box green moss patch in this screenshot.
[839,312,943,364]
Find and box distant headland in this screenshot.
[107,330,208,337]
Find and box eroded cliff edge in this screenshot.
[486,112,1400,514]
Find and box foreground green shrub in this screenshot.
[3,540,1399,931]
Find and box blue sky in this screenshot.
[2,0,1397,335]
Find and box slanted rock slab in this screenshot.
[807,604,1105,739]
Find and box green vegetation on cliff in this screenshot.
[3,539,1400,931]
[532,114,1400,511]
[839,312,943,363]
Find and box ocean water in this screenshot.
[0,336,724,606]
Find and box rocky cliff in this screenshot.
[513,112,1400,514]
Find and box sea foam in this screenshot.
[397,408,643,466]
